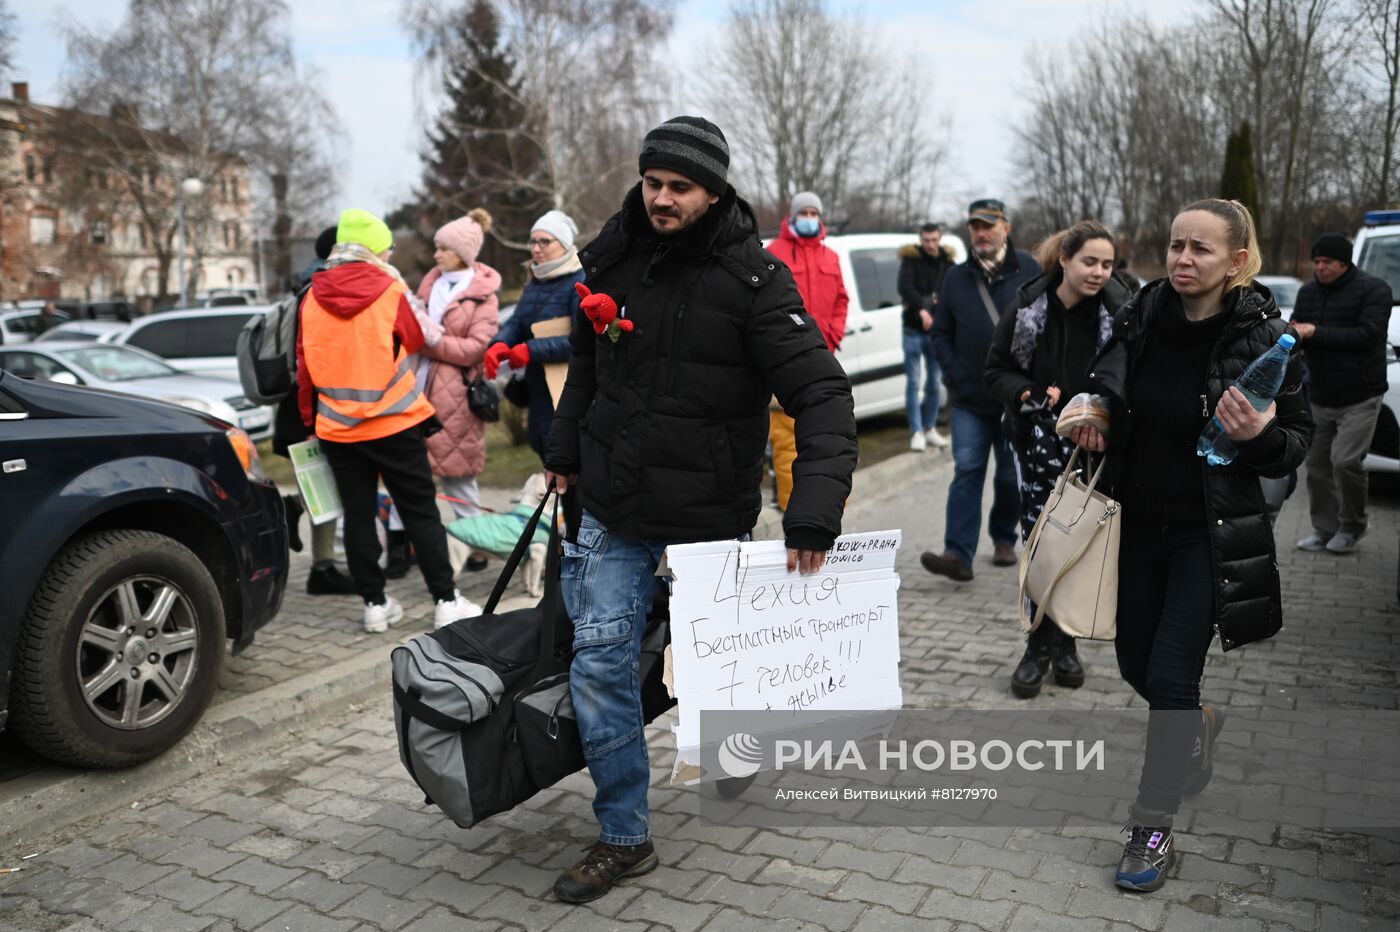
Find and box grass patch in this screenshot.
[856,412,921,469]
[257,418,542,495]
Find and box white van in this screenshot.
[818,232,967,420]
[110,305,275,382]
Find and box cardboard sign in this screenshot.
[529,316,572,408]
[287,438,342,525]
[666,531,903,780]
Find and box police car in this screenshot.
[1351,210,1400,473]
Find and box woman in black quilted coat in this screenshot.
[1071,199,1311,894]
[986,220,1129,701]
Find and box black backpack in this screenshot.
[236,286,304,405]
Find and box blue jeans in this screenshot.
[902,329,941,433]
[561,511,666,846]
[945,406,1019,566]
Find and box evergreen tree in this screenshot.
[1219,120,1262,229]
[413,0,548,285]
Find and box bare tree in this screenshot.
[704,0,946,229]
[55,0,308,300]
[0,0,15,79]
[247,67,343,294]
[404,0,675,239]
[1360,0,1400,204]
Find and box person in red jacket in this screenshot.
[765,191,848,510]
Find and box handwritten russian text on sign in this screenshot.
[666,531,903,769]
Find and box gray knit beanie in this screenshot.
[789,191,823,221]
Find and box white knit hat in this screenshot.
[531,210,578,250]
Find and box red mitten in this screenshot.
[507,343,531,370]
[575,282,618,334]
[483,342,510,379]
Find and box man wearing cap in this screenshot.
[764,190,849,511]
[1290,232,1393,554]
[924,198,1040,582]
[544,117,857,902]
[296,208,478,633]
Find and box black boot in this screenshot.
[383,531,412,580]
[283,494,304,553]
[306,562,357,596]
[1011,644,1051,699]
[1051,633,1085,688]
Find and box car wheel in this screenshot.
[9,529,226,768]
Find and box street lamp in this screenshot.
[176,176,205,307]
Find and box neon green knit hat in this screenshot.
[336,208,393,255]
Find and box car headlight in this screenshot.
[163,395,240,426]
[226,428,267,482]
[162,395,216,415]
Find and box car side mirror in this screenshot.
[48,371,80,385]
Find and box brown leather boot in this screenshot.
[553,840,657,903]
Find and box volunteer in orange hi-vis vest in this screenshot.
[296,208,482,634]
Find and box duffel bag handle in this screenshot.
[484,481,559,613]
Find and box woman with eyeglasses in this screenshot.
[483,210,586,459]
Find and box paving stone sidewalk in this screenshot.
[2,452,1398,931]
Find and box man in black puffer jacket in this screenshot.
[543,116,857,904]
[1289,233,1393,555]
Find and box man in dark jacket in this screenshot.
[543,116,857,903]
[1291,233,1394,554]
[923,199,1040,581]
[897,223,955,450]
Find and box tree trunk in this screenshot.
[272,172,292,293]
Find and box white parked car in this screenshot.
[0,341,272,439]
[1256,275,1304,317]
[817,233,967,421]
[109,305,274,382]
[0,308,73,345]
[33,319,129,343]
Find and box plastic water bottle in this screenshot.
[1196,333,1296,466]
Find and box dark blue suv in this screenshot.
[0,369,288,767]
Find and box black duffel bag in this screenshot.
[391,488,675,830]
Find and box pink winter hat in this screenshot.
[435,207,493,264]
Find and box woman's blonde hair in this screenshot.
[1178,198,1262,291]
[1034,220,1116,273]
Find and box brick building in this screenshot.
[0,82,258,307]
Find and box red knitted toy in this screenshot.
[575,283,634,343]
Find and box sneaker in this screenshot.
[920,550,974,582]
[1325,530,1364,554]
[1296,533,1329,552]
[434,590,483,630]
[910,431,927,452]
[307,563,356,596]
[925,427,950,448]
[554,840,658,903]
[1183,705,1226,797]
[363,596,404,634]
[1115,824,1176,892]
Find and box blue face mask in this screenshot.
[794,216,821,237]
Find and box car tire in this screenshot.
[9,529,226,768]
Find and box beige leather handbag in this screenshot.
[1018,448,1121,639]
